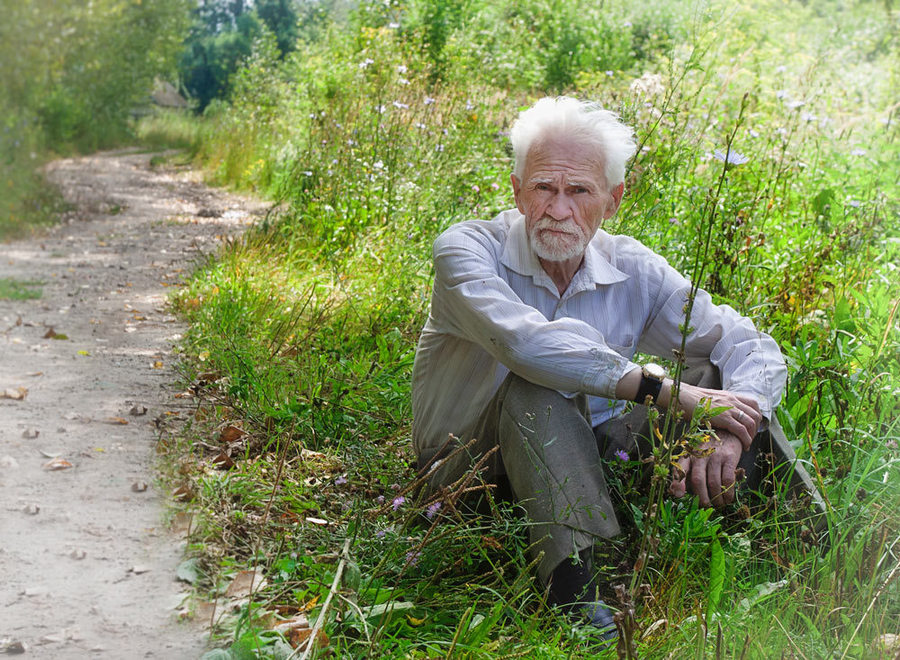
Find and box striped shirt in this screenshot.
[411,209,786,455]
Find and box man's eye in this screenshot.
[574,187,589,194]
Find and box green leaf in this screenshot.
[706,536,725,620]
[176,557,202,584]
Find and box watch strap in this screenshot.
[634,374,663,405]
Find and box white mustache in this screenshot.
[533,217,582,237]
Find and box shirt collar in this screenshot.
[500,212,629,295]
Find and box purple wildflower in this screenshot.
[614,449,630,461]
[334,475,348,486]
[405,550,421,566]
[713,149,749,166]
[392,496,406,511]
[425,502,442,519]
[375,529,386,539]
[376,495,385,505]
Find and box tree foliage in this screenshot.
[178,0,302,111]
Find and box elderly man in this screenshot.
[412,96,811,636]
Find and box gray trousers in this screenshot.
[416,363,823,584]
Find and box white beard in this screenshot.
[528,217,588,262]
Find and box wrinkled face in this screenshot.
[512,136,623,262]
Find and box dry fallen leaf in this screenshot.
[305,517,329,526]
[131,481,148,493]
[22,428,39,439]
[130,565,151,575]
[225,569,268,598]
[152,361,164,369]
[103,417,129,425]
[218,424,246,444]
[42,457,73,471]
[70,549,87,560]
[172,484,193,501]
[1,387,28,400]
[171,511,193,535]
[211,452,235,469]
[129,404,148,416]
[22,503,40,515]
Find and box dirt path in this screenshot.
[0,150,265,658]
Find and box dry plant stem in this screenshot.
[839,554,900,660]
[292,537,352,660]
[620,101,749,658]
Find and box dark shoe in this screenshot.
[578,600,618,645]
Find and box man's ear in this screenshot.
[604,182,625,218]
[511,174,525,214]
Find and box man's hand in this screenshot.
[669,382,762,450]
[669,431,743,508]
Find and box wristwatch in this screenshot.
[634,363,666,405]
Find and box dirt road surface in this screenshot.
[0,151,265,658]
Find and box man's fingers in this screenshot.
[714,436,742,507]
[689,457,710,508]
[707,451,724,508]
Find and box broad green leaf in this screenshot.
[706,536,725,620]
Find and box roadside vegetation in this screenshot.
[148,0,900,658]
[5,0,898,656]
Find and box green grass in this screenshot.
[161,0,900,658]
[0,277,43,300]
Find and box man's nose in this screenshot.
[545,193,573,220]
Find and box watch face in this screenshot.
[644,363,666,381]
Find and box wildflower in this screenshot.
[630,73,664,97]
[375,104,386,114]
[390,483,401,491]
[424,96,436,105]
[801,112,817,123]
[392,100,409,109]
[886,439,898,449]
[425,501,442,519]
[623,20,632,27]
[388,22,400,29]
[415,122,426,130]
[775,90,786,99]
[334,475,347,486]
[847,200,861,208]
[373,160,384,170]
[713,149,749,167]
[376,495,385,505]
[392,496,405,510]
[358,58,374,70]
[375,529,386,539]
[776,65,787,73]
[614,449,629,461]
[397,65,407,74]
[405,550,421,565]
[466,100,474,111]
[605,70,614,77]
[490,182,500,191]
[435,144,445,152]
[749,129,760,138]
[851,148,866,156]
[786,100,805,110]
[472,185,480,193]
[399,78,410,85]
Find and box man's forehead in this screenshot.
[525,136,605,176]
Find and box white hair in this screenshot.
[510,96,637,190]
